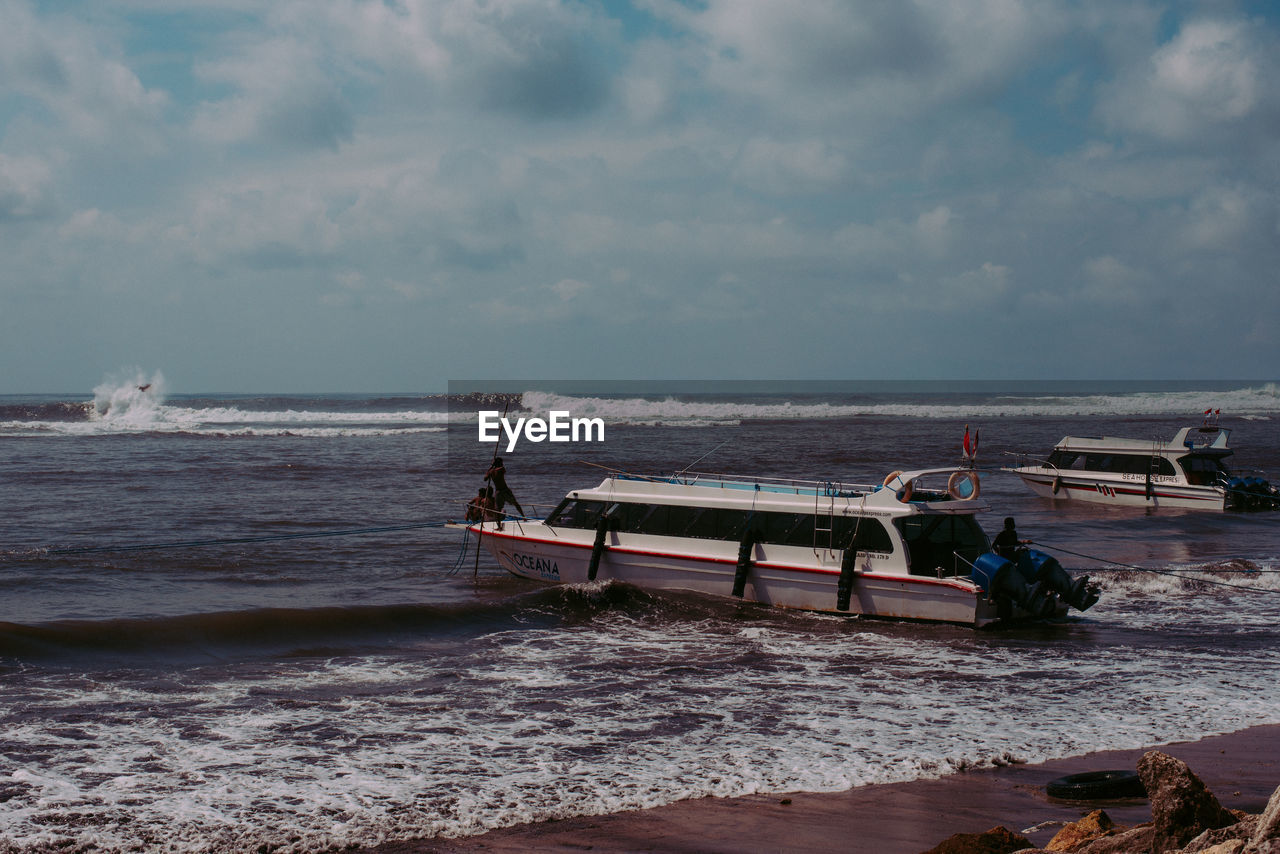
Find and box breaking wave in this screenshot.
[521,383,1280,424]
[2,371,452,437]
[6,378,1277,437]
[1088,557,1280,598]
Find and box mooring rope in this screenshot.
[447,527,473,576]
[1030,539,1280,595]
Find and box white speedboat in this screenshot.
[455,467,1098,628]
[1004,424,1280,512]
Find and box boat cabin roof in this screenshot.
[1052,425,1232,457]
[563,468,987,517]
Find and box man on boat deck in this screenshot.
[485,457,525,518]
[464,488,486,522]
[992,517,1030,559]
[482,487,503,523]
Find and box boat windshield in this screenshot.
[894,514,991,578]
[1179,454,1231,485]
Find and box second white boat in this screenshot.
[1004,424,1280,511]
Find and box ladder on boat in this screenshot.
[1146,439,1162,501]
[814,482,836,552]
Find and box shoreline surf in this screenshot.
[367,723,1280,853]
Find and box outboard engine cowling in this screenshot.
[970,553,1057,619]
[1226,477,1280,511]
[1016,549,1100,612]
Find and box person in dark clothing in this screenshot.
[482,486,501,522]
[484,457,525,518]
[464,488,486,522]
[992,516,1030,559]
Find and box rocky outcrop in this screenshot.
[1139,750,1238,852]
[1248,783,1280,852]
[1047,810,1120,851]
[921,825,1034,854]
[1176,816,1257,853]
[924,752,1280,854]
[1075,824,1155,853]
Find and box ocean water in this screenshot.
[3,376,1280,852]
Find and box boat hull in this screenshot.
[1015,471,1225,510]
[471,521,1009,627]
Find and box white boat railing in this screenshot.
[1002,451,1058,472]
[661,470,883,497]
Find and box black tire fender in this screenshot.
[1046,770,1146,800]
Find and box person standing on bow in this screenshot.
[484,457,525,518]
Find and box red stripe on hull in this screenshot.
[472,525,975,592]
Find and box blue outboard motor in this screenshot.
[970,553,1057,619]
[1016,549,1099,612]
[1225,476,1280,511]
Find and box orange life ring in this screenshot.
[947,470,980,500]
[883,471,913,502]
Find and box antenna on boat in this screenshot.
[577,460,666,483]
[676,438,732,479]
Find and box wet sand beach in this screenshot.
[371,724,1280,854]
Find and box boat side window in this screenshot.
[1122,455,1167,475]
[561,502,887,551]
[664,505,701,537]
[546,498,607,528]
[1080,453,1177,475]
[718,509,750,540]
[547,499,579,527]
[667,507,746,540]
[756,512,803,544]
[608,502,651,533]
[1083,454,1113,472]
[895,515,990,577]
[832,517,894,553]
[1047,451,1081,470]
[683,507,719,539]
[632,504,670,535]
[782,514,816,547]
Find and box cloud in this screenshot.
[915,205,952,255]
[654,0,1061,126]
[3,2,1280,390]
[470,30,611,121]
[0,1,166,148]
[1080,255,1147,304]
[191,37,354,151]
[550,278,590,301]
[733,138,849,194]
[1180,185,1255,251]
[0,154,55,221]
[1098,18,1276,142]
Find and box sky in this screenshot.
[1,0,1278,393]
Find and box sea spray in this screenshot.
[92,369,167,423]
